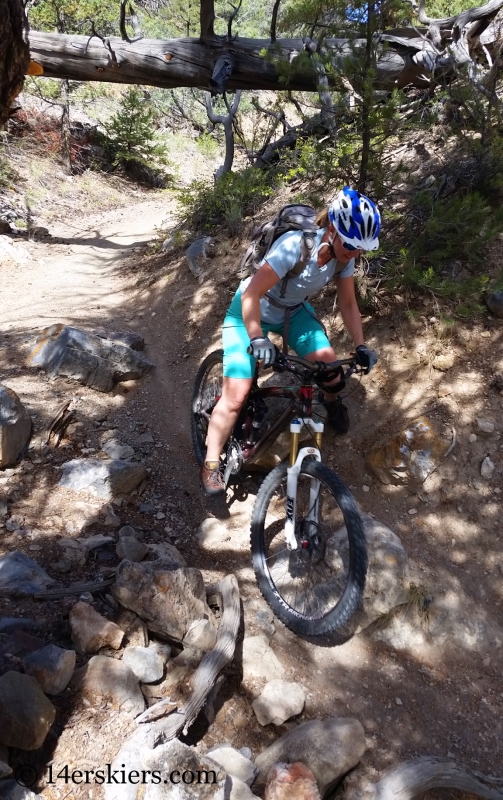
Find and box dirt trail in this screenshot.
[1,193,502,799]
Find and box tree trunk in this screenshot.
[0,0,30,128]
[27,30,441,92]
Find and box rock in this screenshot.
[147,542,186,566]
[102,441,135,460]
[0,754,12,779]
[70,655,145,718]
[58,458,147,499]
[104,736,226,800]
[0,552,55,598]
[0,671,56,749]
[30,226,50,239]
[432,353,455,371]
[78,533,115,550]
[206,744,258,786]
[149,641,171,662]
[28,324,155,392]
[0,618,38,634]
[0,386,32,467]
[242,635,285,684]
[0,780,42,799]
[475,418,495,436]
[254,717,366,796]
[481,456,495,479]
[116,609,149,648]
[367,416,452,486]
[69,601,125,653]
[244,598,276,639]
[23,644,76,694]
[137,433,155,444]
[333,514,409,633]
[122,646,165,683]
[113,560,215,642]
[265,763,321,800]
[486,290,503,318]
[116,531,148,562]
[183,618,218,651]
[228,776,259,800]
[93,328,145,351]
[252,680,305,726]
[0,501,8,517]
[185,236,215,281]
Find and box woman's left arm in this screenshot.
[335,275,365,347]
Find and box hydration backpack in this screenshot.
[239,204,318,297]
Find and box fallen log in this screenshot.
[345,757,503,800]
[136,573,240,742]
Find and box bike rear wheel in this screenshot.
[251,459,367,636]
[191,349,224,465]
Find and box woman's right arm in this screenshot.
[241,262,279,339]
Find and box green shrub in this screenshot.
[177,167,277,232]
[97,87,170,185]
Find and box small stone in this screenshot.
[480,456,495,479]
[432,353,455,371]
[0,551,55,598]
[137,433,154,444]
[155,512,166,520]
[122,646,165,683]
[475,418,495,436]
[395,697,403,705]
[102,441,135,460]
[407,508,418,515]
[23,644,76,695]
[469,433,477,443]
[69,601,124,653]
[116,533,148,562]
[0,671,56,749]
[79,534,115,550]
[206,744,258,786]
[0,502,8,518]
[252,679,306,726]
[362,485,370,492]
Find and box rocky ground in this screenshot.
[0,168,502,800]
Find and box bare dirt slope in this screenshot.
[0,189,502,799]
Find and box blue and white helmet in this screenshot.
[328,187,381,251]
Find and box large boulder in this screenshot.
[58,458,147,500]
[112,559,216,642]
[70,655,145,718]
[28,324,155,392]
[0,386,32,467]
[254,717,366,796]
[331,514,409,633]
[0,671,56,749]
[366,416,451,487]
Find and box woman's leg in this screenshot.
[204,376,252,462]
[288,306,349,433]
[201,300,258,494]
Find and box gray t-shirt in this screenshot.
[238,229,355,324]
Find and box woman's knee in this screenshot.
[304,346,337,363]
[221,378,252,412]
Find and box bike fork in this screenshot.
[284,419,323,550]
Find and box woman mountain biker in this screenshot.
[200,186,381,497]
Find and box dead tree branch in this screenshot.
[120,1,143,43]
[270,0,282,44]
[205,89,242,176]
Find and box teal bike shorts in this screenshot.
[222,290,331,379]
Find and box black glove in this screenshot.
[248,336,276,366]
[355,344,378,374]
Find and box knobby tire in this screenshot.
[191,349,224,465]
[251,459,367,636]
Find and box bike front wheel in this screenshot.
[251,459,367,636]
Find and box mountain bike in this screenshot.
[191,348,368,636]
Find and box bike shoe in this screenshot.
[200,461,225,496]
[321,395,350,435]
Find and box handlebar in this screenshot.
[247,344,362,383]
